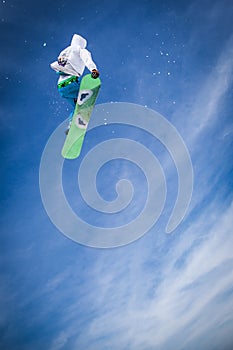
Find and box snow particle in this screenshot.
[43,42,47,47]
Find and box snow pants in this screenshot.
[58,77,81,121]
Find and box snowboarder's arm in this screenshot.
[80,48,97,72]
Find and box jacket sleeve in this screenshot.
[80,48,97,72]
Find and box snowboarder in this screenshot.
[50,34,100,134]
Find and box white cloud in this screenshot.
[194,37,233,129]
[45,197,232,349]
[50,331,68,350]
[176,34,233,146]
[68,200,233,350]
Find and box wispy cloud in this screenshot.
[44,198,233,350]
[191,36,233,135]
[168,33,233,216]
[172,32,233,148]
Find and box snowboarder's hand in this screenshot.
[91,69,99,79]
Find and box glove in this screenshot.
[91,69,99,79]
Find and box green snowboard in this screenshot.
[61,74,101,159]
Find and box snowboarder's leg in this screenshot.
[57,78,81,134]
[58,78,81,106]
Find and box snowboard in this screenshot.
[61,74,101,159]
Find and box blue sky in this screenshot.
[1,0,233,349]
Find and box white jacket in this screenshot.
[50,34,97,80]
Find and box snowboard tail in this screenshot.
[61,74,101,159]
